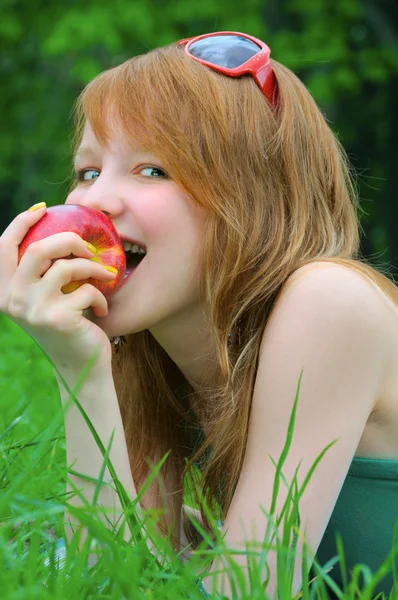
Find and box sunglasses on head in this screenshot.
[177,31,276,106]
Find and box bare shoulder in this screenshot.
[262,259,395,421]
[267,260,389,325]
[281,260,389,302]
[274,260,394,332]
[259,260,393,402]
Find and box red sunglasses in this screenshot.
[177,31,276,106]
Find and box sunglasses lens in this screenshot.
[188,35,261,69]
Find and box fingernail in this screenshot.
[28,202,47,212]
[104,265,118,275]
[84,241,97,254]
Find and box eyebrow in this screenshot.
[72,144,159,165]
[73,147,99,164]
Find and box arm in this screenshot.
[54,363,181,550]
[202,263,389,598]
[54,363,139,541]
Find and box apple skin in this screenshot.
[18,204,126,298]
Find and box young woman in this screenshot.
[1,32,398,597]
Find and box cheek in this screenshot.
[134,195,192,243]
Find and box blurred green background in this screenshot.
[1,0,398,269]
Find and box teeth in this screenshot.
[122,241,146,254]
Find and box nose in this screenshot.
[78,187,123,219]
[81,200,114,219]
[66,167,126,219]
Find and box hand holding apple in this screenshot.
[0,204,125,374]
[18,204,126,297]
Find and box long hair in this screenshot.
[68,42,398,542]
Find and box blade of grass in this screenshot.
[262,369,303,554]
[269,369,303,516]
[0,417,23,442]
[296,440,338,502]
[5,436,64,451]
[310,557,343,599]
[335,533,347,592]
[298,535,309,600]
[91,429,115,508]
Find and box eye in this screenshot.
[139,166,168,178]
[75,168,100,182]
[74,166,168,182]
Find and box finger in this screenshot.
[62,282,109,318]
[37,257,117,296]
[0,204,47,277]
[0,203,47,244]
[16,231,97,281]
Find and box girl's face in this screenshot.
[66,121,209,342]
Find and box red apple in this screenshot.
[18,204,126,297]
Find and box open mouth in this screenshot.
[122,254,146,282]
[121,241,147,271]
[125,251,146,270]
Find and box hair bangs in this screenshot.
[72,45,269,211]
[73,47,226,205]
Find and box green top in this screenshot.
[185,411,398,595]
[315,456,398,596]
[189,438,397,593]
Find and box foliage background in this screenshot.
[0,4,397,594]
[1,0,398,268]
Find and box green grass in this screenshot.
[1,313,397,599]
